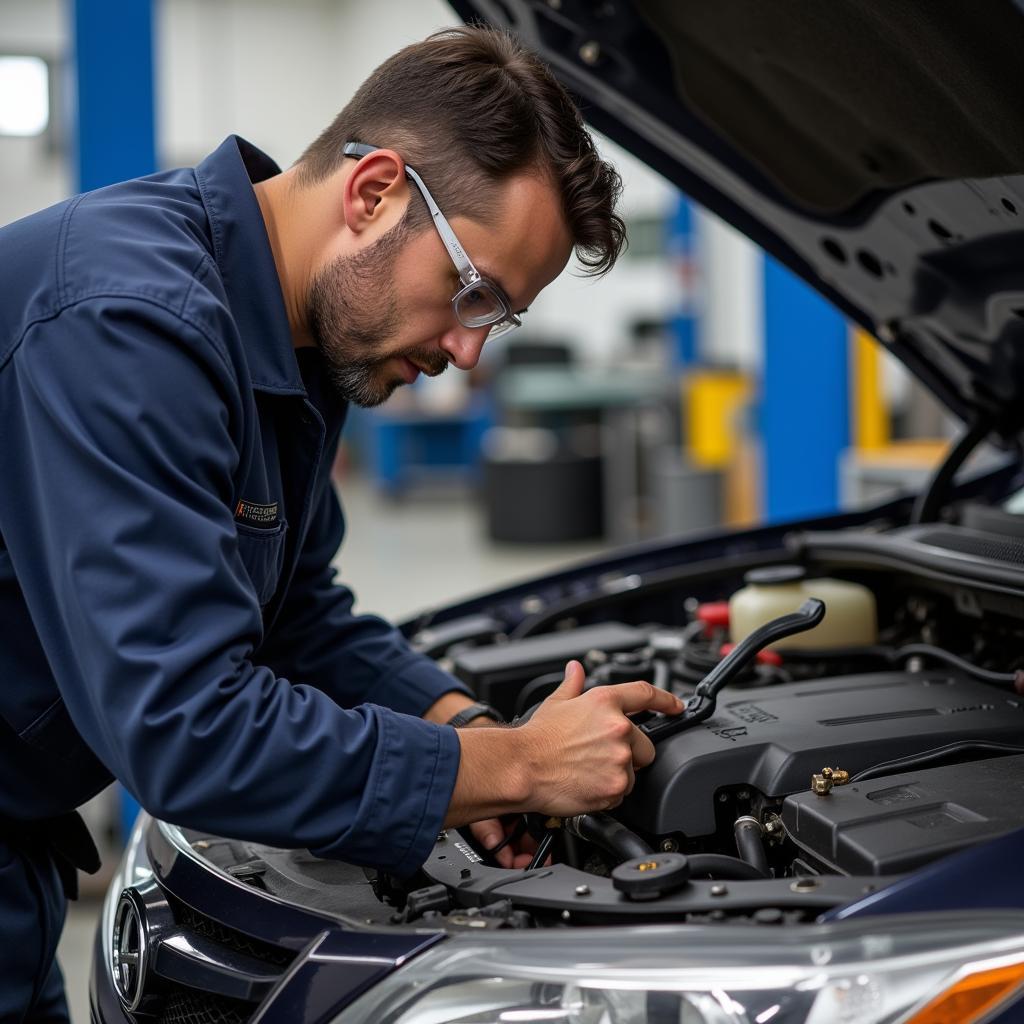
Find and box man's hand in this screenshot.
[444,660,683,828]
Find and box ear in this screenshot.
[341,149,409,235]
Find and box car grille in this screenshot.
[166,892,297,968]
[140,893,300,1022]
[159,989,253,1024]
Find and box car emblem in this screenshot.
[112,889,148,1010]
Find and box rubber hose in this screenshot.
[733,817,770,877]
[688,853,768,880]
[566,813,652,861]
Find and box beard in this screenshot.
[307,217,448,407]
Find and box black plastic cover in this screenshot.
[620,672,1024,838]
[451,622,647,712]
[783,753,1024,876]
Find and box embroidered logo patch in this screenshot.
[235,499,279,527]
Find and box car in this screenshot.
[91,2,1024,1022]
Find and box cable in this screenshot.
[912,415,994,524]
[888,643,1020,686]
[850,741,1024,783]
[526,831,555,871]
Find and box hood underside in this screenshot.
[450,0,1024,438]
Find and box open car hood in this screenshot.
[449,0,1024,440]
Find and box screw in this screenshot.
[575,884,591,896]
[521,595,545,615]
[561,909,571,921]
[578,40,601,65]
[710,883,728,896]
[718,793,729,803]
[660,838,679,852]
[736,790,750,801]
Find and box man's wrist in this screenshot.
[422,690,476,725]
[446,700,505,729]
[445,725,533,826]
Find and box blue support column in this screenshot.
[70,0,156,838]
[668,194,698,367]
[762,256,849,520]
[70,0,156,192]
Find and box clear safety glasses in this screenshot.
[342,141,523,338]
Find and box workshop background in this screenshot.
[1,0,959,1019]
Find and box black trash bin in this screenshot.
[483,452,604,543]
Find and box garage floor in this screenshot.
[59,473,611,1020]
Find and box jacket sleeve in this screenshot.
[0,298,459,875]
[258,472,472,717]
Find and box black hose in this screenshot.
[565,813,652,861]
[514,672,565,717]
[850,741,1024,783]
[889,644,1019,686]
[912,415,993,524]
[688,853,768,881]
[733,817,770,877]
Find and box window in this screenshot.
[0,56,50,137]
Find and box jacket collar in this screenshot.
[195,135,305,395]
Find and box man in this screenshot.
[0,25,681,1018]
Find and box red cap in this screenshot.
[696,602,731,634]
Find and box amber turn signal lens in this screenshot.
[904,959,1024,1024]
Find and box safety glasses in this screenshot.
[343,142,523,338]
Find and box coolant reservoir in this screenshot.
[728,566,877,650]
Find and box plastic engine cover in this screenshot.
[783,754,1024,874]
[619,673,1024,838]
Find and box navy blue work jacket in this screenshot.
[0,136,470,875]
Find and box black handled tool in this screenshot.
[640,598,826,743]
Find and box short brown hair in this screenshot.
[297,25,625,275]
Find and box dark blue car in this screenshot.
[92,1,1024,1022]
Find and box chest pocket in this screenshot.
[236,520,288,607]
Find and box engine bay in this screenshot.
[184,503,1024,932]
[379,511,1024,929]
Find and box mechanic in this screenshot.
[0,26,683,1018]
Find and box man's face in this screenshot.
[307,171,574,407]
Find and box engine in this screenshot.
[372,519,1024,926]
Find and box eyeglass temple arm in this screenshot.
[342,142,478,285]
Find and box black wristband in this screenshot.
[446,700,505,728]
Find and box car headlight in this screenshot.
[333,914,1024,1024]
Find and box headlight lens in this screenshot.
[334,915,1024,1024]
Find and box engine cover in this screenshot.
[782,754,1024,875]
[619,672,1024,837]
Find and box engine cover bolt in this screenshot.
[660,839,679,852]
[710,883,728,896]
[575,884,591,896]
